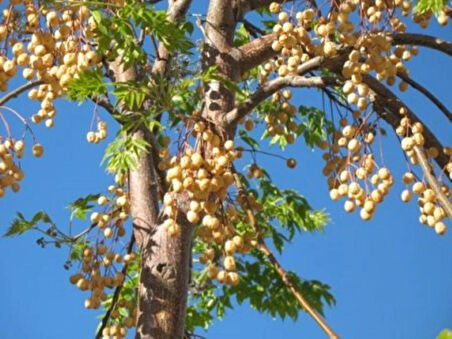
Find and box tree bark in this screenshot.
[104,2,196,337]
[108,59,195,339]
[202,0,240,138]
[135,216,194,339]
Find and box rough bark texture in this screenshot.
[106,2,196,338]
[203,0,239,136]
[135,216,194,338]
[109,20,195,338]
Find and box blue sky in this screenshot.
[0,2,451,339]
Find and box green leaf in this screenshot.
[67,194,101,220]
[298,106,333,148]
[234,23,250,47]
[66,68,108,103]
[69,239,89,261]
[102,135,150,174]
[438,329,452,339]
[239,129,260,149]
[200,66,245,95]
[4,211,53,237]
[414,0,447,14]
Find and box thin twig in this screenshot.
[0,80,43,106]
[242,148,288,161]
[233,173,339,339]
[0,112,11,137]
[90,96,120,116]
[397,72,452,122]
[225,74,338,125]
[413,146,452,218]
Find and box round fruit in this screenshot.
[32,144,44,157]
[286,158,297,168]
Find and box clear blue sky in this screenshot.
[0,3,451,339]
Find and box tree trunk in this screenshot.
[128,128,195,339]
[113,1,238,336]
[134,216,194,339]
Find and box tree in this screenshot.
[0,0,450,338]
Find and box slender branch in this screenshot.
[0,112,11,137]
[237,32,452,77]
[0,105,27,125]
[258,244,339,339]
[233,173,339,339]
[71,223,98,240]
[91,96,120,116]
[396,72,451,122]
[413,146,452,218]
[360,74,450,174]
[152,0,193,76]
[95,234,136,339]
[324,53,450,174]
[236,32,278,76]
[0,80,43,106]
[391,33,452,56]
[225,73,338,125]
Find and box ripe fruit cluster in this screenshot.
[4,5,99,128]
[266,1,448,115]
[311,111,394,221]
[263,90,299,144]
[266,5,316,78]
[395,108,450,235]
[199,191,261,286]
[0,2,100,197]
[87,120,108,144]
[90,183,130,239]
[99,297,137,339]
[159,123,240,235]
[158,123,262,285]
[268,2,450,229]
[68,180,135,338]
[402,172,449,235]
[0,137,43,198]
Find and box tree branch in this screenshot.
[233,173,339,339]
[241,19,266,38]
[0,80,43,106]
[236,32,278,75]
[413,146,452,218]
[391,33,452,56]
[236,32,452,77]
[362,74,450,175]
[91,96,120,116]
[152,0,193,76]
[396,72,451,122]
[225,70,335,125]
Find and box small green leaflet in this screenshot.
[66,194,101,220]
[438,329,452,339]
[239,129,260,149]
[69,239,89,261]
[234,23,250,47]
[298,105,333,147]
[66,68,108,103]
[102,136,150,174]
[4,211,53,237]
[414,0,447,14]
